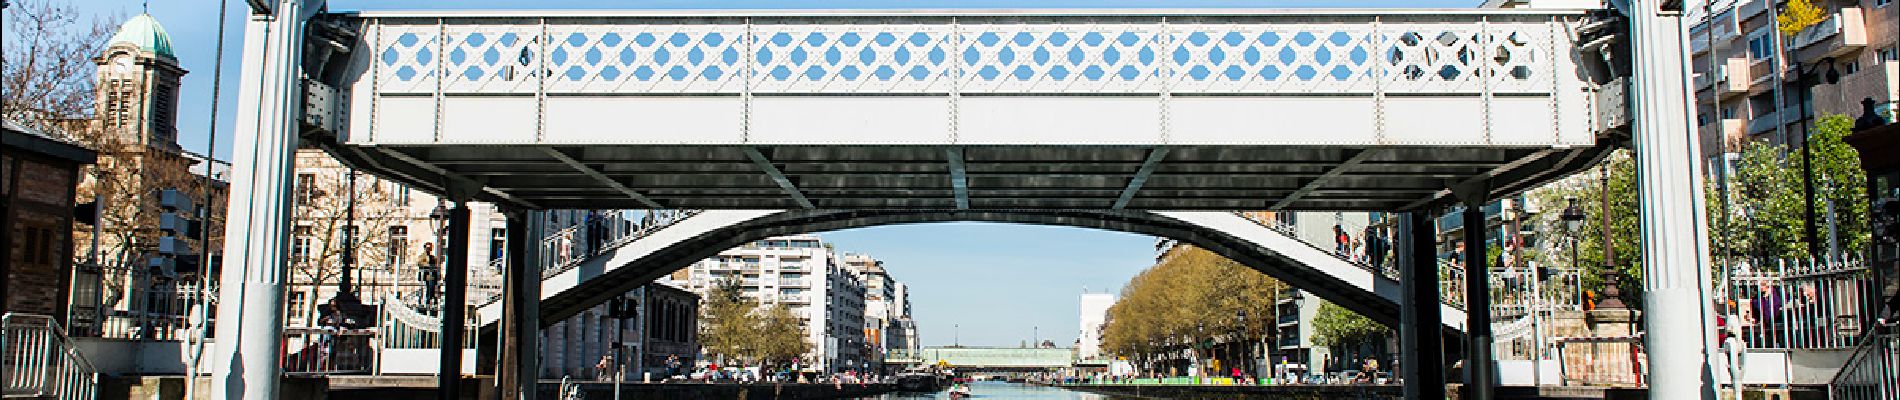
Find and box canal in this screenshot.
[852,381,1137,400]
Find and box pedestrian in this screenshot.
[596,355,613,381]
[1333,225,1349,255]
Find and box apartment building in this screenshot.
[1691,0,1898,168]
[670,235,871,373]
[841,253,916,371]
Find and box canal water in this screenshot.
[852,381,1140,400]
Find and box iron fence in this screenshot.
[1,313,99,400]
[1553,335,1645,387]
[541,209,702,279]
[282,327,378,375]
[1828,329,1899,400]
[1724,260,1877,350]
[68,263,206,341]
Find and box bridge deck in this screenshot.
[313,9,1608,211]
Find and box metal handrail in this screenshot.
[1227,212,1466,311]
[538,209,705,280]
[2,313,100,400]
[1827,328,1899,400]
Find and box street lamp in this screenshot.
[319,170,372,330]
[422,201,449,312]
[1795,58,1841,262]
[1561,196,1585,304]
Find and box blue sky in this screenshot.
[82,0,1479,347]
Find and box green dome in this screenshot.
[109,14,174,59]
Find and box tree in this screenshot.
[1777,0,1828,38]
[1,0,113,129]
[1310,300,1386,349]
[1099,245,1284,374]
[1526,150,1641,294]
[755,304,811,367]
[698,277,811,368]
[288,166,402,324]
[1707,114,1868,264]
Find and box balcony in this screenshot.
[1713,58,1750,99]
[1791,7,1867,60]
[1747,111,1780,134]
[1701,118,1746,145]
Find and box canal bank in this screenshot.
[1057,383,1401,399]
[539,382,895,400]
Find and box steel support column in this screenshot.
[1628,1,1719,399]
[500,210,543,400]
[210,0,319,398]
[1399,211,1445,400]
[1463,205,1495,400]
[441,202,471,400]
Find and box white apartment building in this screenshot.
[1078,292,1115,359]
[670,235,870,373]
[841,254,919,371]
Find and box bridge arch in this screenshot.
[502,209,1465,332]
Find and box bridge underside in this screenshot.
[332,143,1608,211]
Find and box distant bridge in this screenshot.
[887,347,1078,370]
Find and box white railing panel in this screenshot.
[749,21,956,94]
[541,21,748,94]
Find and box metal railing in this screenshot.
[540,209,703,279]
[68,263,206,341]
[1554,335,1646,387]
[1828,329,1899,400]
[2,313,100,400]
[282,326,378,375]
[1724,259,1877,350]
[1231,211,1467,311]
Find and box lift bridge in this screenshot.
[208,2,1707,400]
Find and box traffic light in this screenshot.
[607,297,639,320]
[151,188,203,277]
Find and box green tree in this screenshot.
[755,304,811,367]
[698,277,758,365]
[1310,301,1387,349]
[1777,0,1828,38]
[1528,150,1641,293]
[699,277,815,368]
[1100,245,1285,373]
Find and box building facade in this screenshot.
[3,121,97,322]
[1077,292,1114,360]
[1690,0,1899,168]
[670,235,872,373]
[540,282,699,379]
[60,13,231,341]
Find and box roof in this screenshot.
[109,13,175,59]
[2,120,97,164]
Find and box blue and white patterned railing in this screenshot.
[362,12,1575,97]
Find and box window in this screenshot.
[1842,60,1862,75]
[295,174,316,205]
[490,228,507,261]
[1722,106,1738,119]
[1878,0,1892,7]
[1747,33,1775,61]
[1880,46,1900,63]
[291,226,313,264]
[388,226,408,266]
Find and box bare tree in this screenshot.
[290,165,402,324]
[2,0,114,131]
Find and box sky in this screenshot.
[67,0,1481,347]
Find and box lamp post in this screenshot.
[320,170,373,330]
[1795,58,1841,263]
[1561,197,1585,303]
[1554,196,1586,385]
[423,201,449,312]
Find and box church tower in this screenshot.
[95,13,186,149]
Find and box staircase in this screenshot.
[1,313,99,400]
[1828,327,1898,400]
